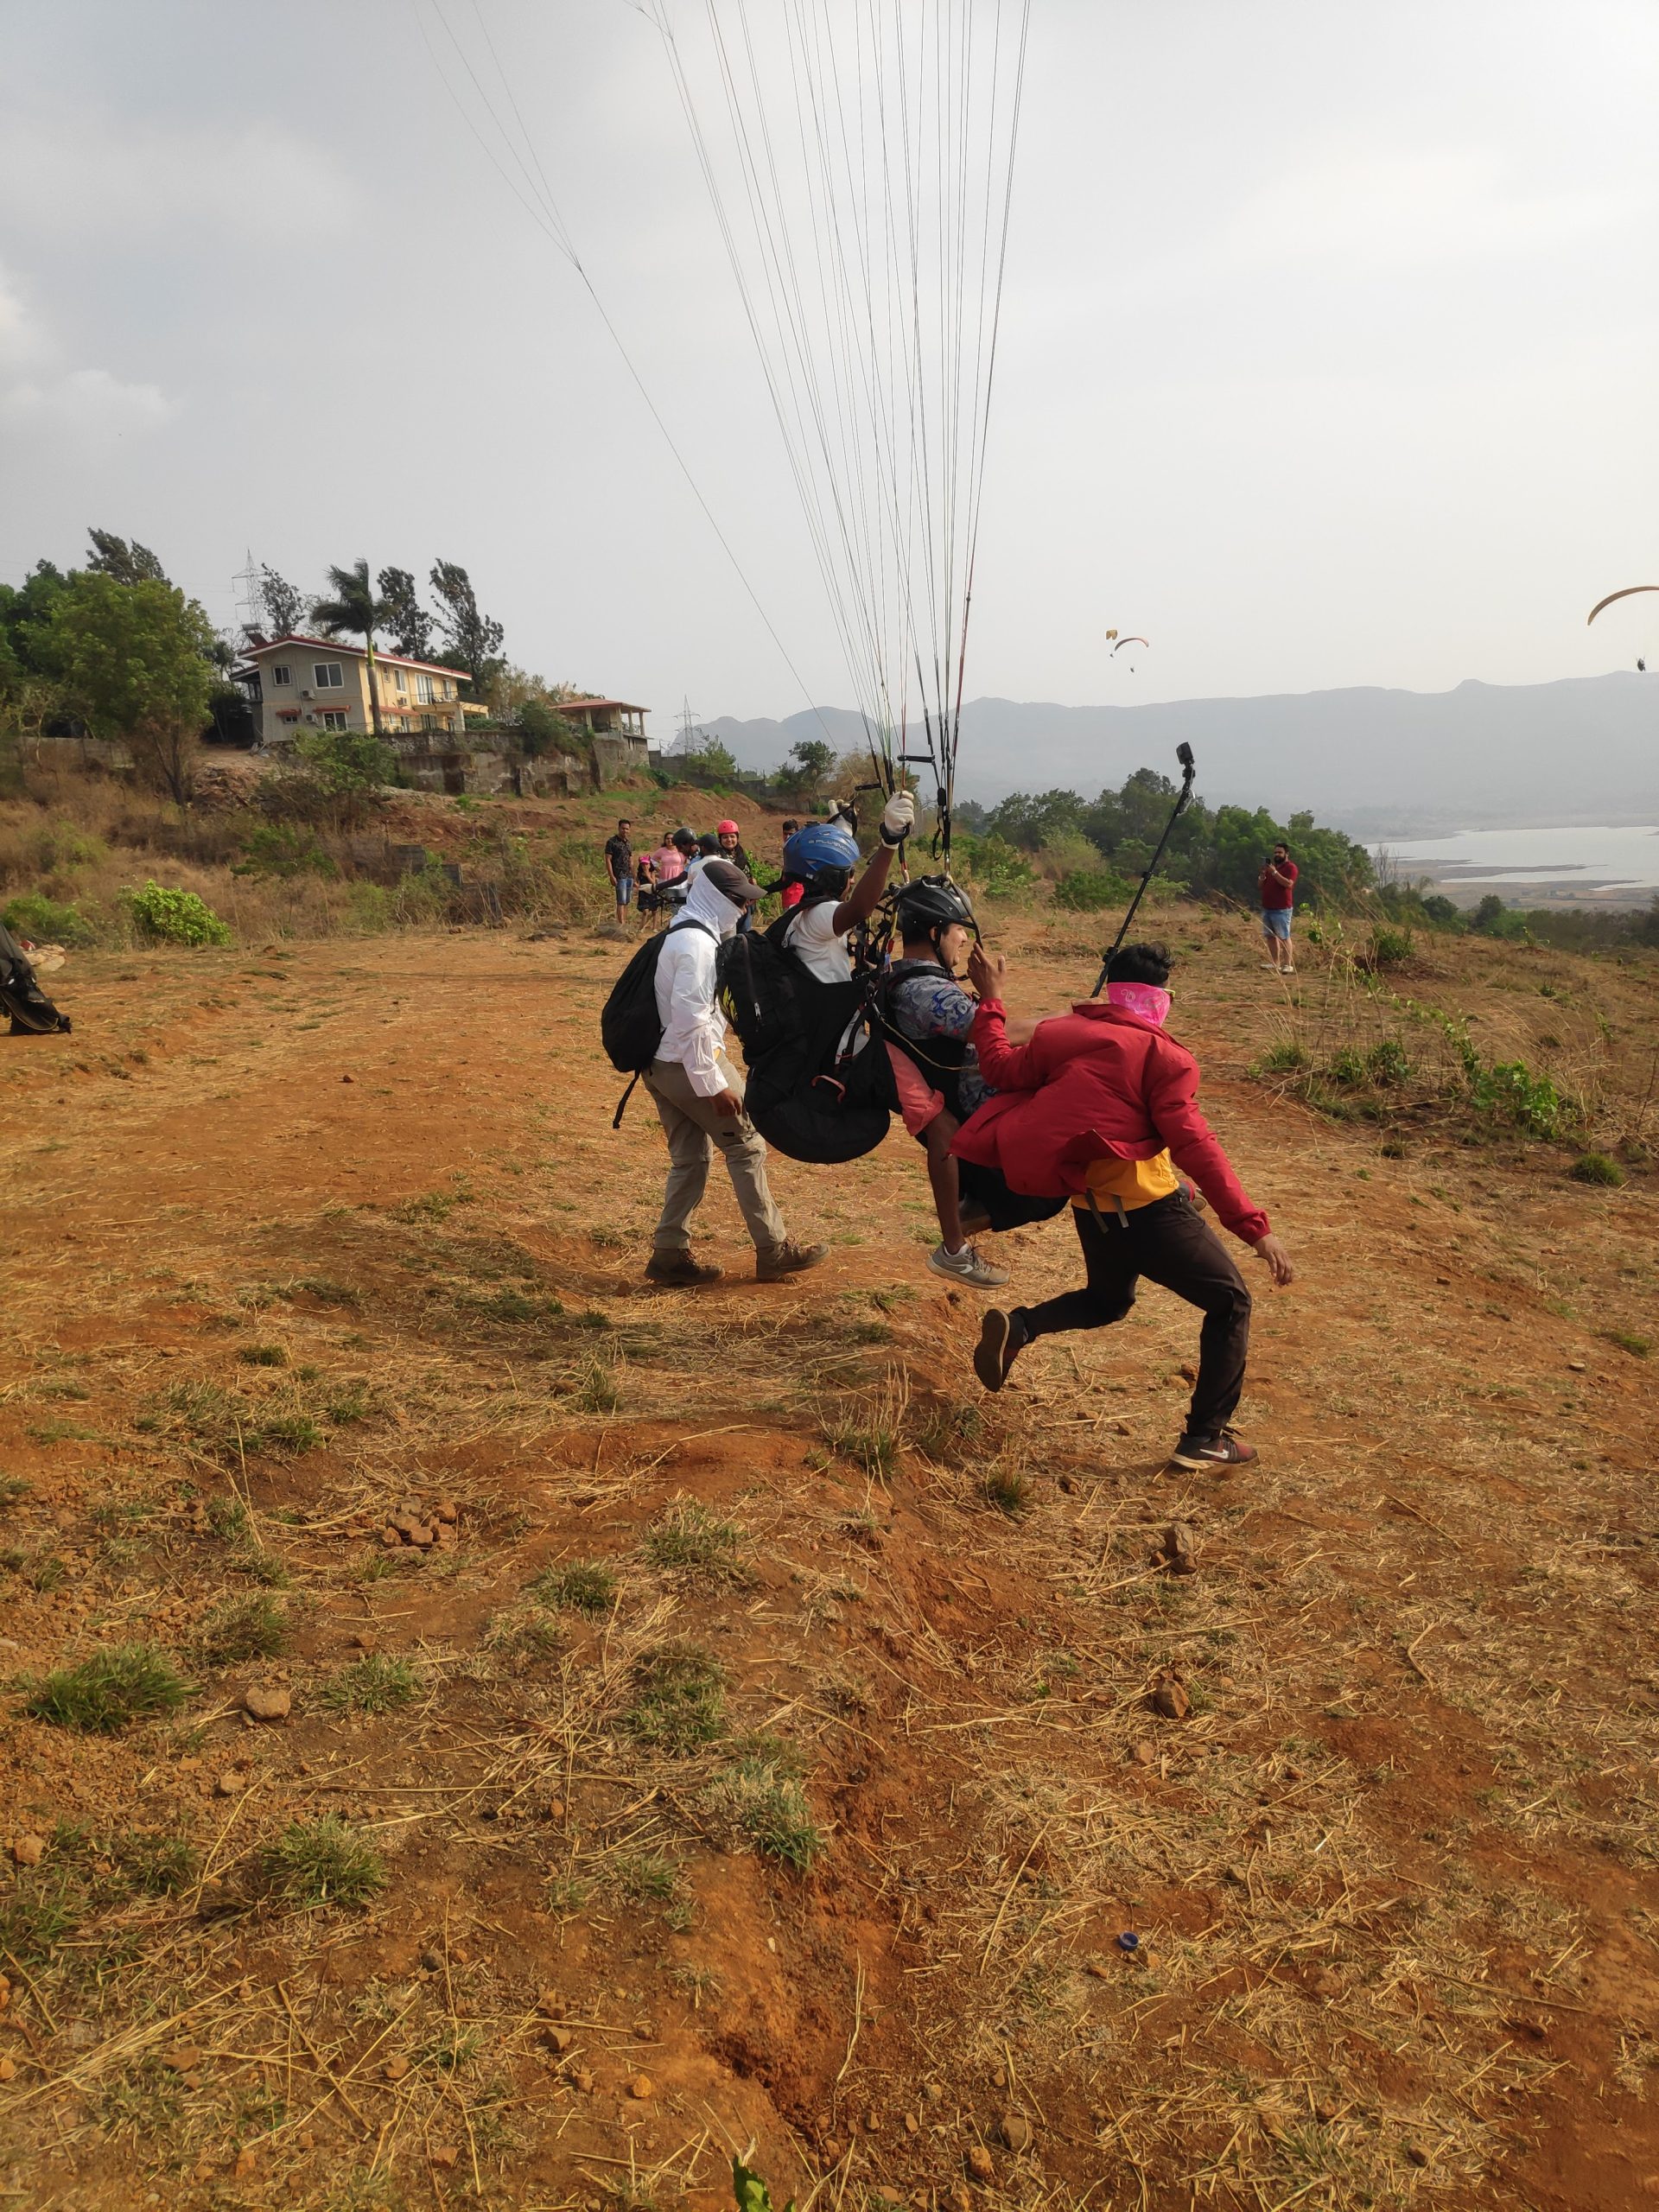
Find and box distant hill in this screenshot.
[708,672,1657,835]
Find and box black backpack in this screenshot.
[0,923,72,1036]
[719,918,893,1165]
[601,918,715,1125]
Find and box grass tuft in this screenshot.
[642,1498,746,1579]
[25,1643,191,1732]
[263,1815,386,1910]
[194,1592,289,1664]
[1571,1151,1625,1187]
[708,1753,826,1871]
[320,1654,419,1714]
[531,1559,618,1617]
[622,1643,726,1754]
[980,1463,1031,1517]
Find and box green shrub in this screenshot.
[1370,926,1414,968]
[233,823,338,880]
[1327,1047,1366,1087]
[263,1815,385,1910]
[1471,1059,1562,1140]
[25,1643,191,1732]
[1367,1039,1411,1086]
[1052,868,1134,913]
[1570,1151,1624,1187]
[121,881,231,948]
[2,892,97,946]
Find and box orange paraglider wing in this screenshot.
[1587,585,1659,626]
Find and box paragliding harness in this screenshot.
[717,904,895,1165]
[601,917,717,1127]
[871,948,1067,1235]
[0,922,72,1036]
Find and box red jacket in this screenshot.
[951,999,1271,1245]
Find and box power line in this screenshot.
[409,0,842,751]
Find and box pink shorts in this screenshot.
[886,1043,947,1137]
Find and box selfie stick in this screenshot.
[1090,741,1197,997]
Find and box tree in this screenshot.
[311,558,391,735]
[255,565,309,642]
[515,698,586,761]
[986,788,1086,851]
[43,573,217,805]
[377,567,434,661]
[86,530,169,586]
[785,736,835,789]
[429,561,505,693]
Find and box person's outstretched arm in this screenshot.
[830,791,915,931]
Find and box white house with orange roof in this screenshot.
[234,634,490,751]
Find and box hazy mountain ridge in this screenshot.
[706,672,1657,834]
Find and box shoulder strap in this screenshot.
[665,918,717,944]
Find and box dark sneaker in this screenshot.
[645,1251,722,1287]
[973,1308,1027,1393]
[1168,1428,1257,1471]
[755,1240,828,1282]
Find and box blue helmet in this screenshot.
[784,820,860,876]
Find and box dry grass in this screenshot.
[0,907,1653,2209]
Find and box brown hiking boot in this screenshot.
[755,1240,828,1282]
[645,1251,722,1287]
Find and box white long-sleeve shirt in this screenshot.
[652,873,743,1097]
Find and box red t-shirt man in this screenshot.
[1258,842,1298,974]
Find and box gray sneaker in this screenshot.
[928,1242,1008,1290]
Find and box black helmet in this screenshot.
[895,874,976,933]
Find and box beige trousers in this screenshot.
[644,1054,787,1255]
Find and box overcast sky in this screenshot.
[2,1,1655,734]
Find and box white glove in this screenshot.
[880,790,916,845]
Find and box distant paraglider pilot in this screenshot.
[1259,842,1298,976]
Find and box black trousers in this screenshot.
[1014,1193,1252,1436]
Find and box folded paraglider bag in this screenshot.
[742,972,894,1165]
[0,922,72,1036]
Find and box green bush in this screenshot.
[1370,926,1414,968]
[1570,1152,1624,1187]
[2,892,97,946]
[1471,1059,1562,1140]
[1367,1039,1411,1086]
[233,823,338,880]
[121,881,231,948]
[1328,1047,1366,1087]
[1052,868,1135,913]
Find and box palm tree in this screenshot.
[311,558,391,736]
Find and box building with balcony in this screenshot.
[234,635,490,751]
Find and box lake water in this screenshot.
[1379,824,1659,898]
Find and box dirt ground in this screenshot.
[1,895,1656,2212]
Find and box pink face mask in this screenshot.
[1107,980,1172,1027]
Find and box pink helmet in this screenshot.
[717,819,740,836]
